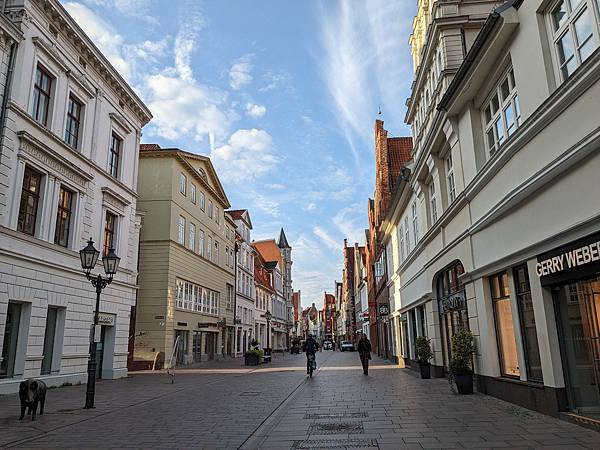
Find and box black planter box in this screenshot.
[244,353,260,366]
[419,363,431,379]
[454,371,474,394]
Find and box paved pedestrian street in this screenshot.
[0,352,598,450]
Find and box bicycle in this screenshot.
[307,353,316,378]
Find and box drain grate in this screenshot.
[304,412,368,420]
[238,391,261,397]
[292,438,378,449]
[309,422,364,435]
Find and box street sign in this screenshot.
[378,304,390,316]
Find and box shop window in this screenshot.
[490,271,520,378]
[0,302,23,378]
[514,265,543,382]
[437,261,468,370]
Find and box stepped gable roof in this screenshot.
[278,228,291,249]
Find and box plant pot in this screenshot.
[419,363,431,379]
[244,353,259,366]
[454,371,473,394]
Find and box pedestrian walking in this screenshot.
[357,334,372,375]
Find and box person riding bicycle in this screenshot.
[302,334,319,374]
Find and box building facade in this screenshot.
[277,228,293,346]
[133,145,235,368]
[383,0,600,419]
[0,0,151,393]
[229,209,255,355]
[253,249,274,349]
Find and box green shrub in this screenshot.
[415,336,433,364]
[450,328,474,374]
[246,348,264,358]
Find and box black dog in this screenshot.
[19,379,47,421]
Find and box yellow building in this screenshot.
[132,144,236,368]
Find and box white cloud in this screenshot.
[246,103,266,119]
[83,0,158,24]
[259,70,288,92]
[211,129,278,183]
[303,202,317,212]
[319,0,414,162]
[250,192,280,218]
[64,2,131,79]
[332,204,366,246]
[313,226,340,251]
[229,61,253,90]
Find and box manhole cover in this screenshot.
[292,438,377,449]
[304,412,368,419]
[309,422,364,435]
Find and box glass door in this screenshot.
[555,277,600,415]
[193,332,202,362]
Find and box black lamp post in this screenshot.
[79,238,120,409]
[265,310,272,350]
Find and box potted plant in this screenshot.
[415,336,433,379]
[245,339,264,366]
[244,347,264,366]
[449,328,474,394]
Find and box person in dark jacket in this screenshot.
[302,334,319,374]
[357,333,372,375]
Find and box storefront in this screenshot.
[436,261,468,371]
[537,231,600,418]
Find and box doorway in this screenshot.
[193,331,202,362]
[96,325,107,379]
[555,276,600,416]
[205,333,216,360]
[175,330,189,366]
[0,302,22,379]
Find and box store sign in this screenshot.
[97,313,115,326]
[537,231,600,283]
[439,291,466,314]
[362,312,370,322]
[378,304,389,316]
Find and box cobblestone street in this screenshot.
[0,352,598,449]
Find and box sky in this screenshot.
[62,0,417,308]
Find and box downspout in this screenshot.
[0,41,18,154]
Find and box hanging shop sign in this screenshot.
[439,290,466,314]
[97,313,115,326]
[536,231,600,285]
[378,304,390,316]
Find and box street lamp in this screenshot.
[264,310,272,350]
[79,238,120,409]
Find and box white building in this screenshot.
[384,0,600,419]
[0,0,151,393]
[229,209,255,355]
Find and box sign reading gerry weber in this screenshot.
[537,231,600,285]
[378,304,389,316]
[439,290,466,314]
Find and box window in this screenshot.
[176,279,218,315]
[178,216,185,246]
[214,240,219,264]
[199,229,205,257]
[490,271,520,378]
[179,173,187,195]
[32,66,52,126]
[199,192,205,210]
[550,0,600,81]
[208,200,213,219]
[109,133,122,178]
[54,187,73,248]
[189,223,195,251]
[1,302,23,378]
[207,236,212,260]
[429,181,437,224]
[484,68,521,156]
[404,216,410,254]
[103,211,117,256]
[446,154,456,204]
[17,166,42,236]
[41,307,61,375]
[215,207,220,225]
[190,184,196,204]
[65,96,82,149]
[514,265,543,382]
[194,285,202,312]
[399,224,405,262]
[412,201,419,244]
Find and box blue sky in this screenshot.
[63,0,416,308]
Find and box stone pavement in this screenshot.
[0,351,597,449]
